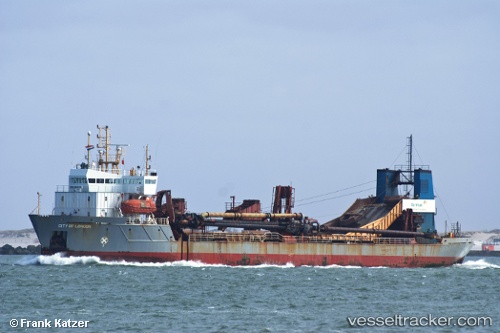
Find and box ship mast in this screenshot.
[145,144,150,176]
[406,134,413,186]
[399,134,414,196]
[404,134,413,195]
[86,131,92,167]
[96,125,109,172]
[37,192,41,215]
[96,125,127,174]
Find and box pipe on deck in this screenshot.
[205,220,288,230]
[201,212,303,220]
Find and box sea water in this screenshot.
[0,255,498,333]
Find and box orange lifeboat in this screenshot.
[121,197,156,215]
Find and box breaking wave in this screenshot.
[14,255,300,269]
[15,254,231,268]
[456,259,500,270]
[15,254,392,269]
[16,253,100,266]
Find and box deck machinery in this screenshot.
[156,170,439,244]
[155,137,440,241]
[29,129,472,267]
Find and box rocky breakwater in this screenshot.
[0,229,41,254]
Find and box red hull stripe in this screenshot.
[48,251,464,268]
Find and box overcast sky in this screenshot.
[1,1,499,232]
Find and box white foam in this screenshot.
[456,259,500,270]
[97,259,230,268]
[13,255,387,269]
[18,255,232,268]
[314,264,362,269]
[15,255,300,268]
[40,253,101,265]
[233,262,295,269]
[15,253,101,266]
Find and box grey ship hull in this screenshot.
[30,215,179,261]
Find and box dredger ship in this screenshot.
[29,126,473,267]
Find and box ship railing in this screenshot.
[57,185,71,192]
[188,232,382,244]
[262,232,283,242]
[76,164,153,177]
[187,232,264,242]
[189,233,269,242]
[373,237,414,245]
[54,206,120,218]
[56,185,124,193]
[156,218,169,225]
[394,164,430,171]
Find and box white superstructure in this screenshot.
[53,125,158,218]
